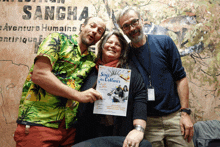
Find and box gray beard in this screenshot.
[128,28,144,43]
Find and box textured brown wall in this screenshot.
[0,0,96,146]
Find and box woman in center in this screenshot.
[75,30,148,147]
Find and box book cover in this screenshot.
[94,65,131,116]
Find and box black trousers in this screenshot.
[72,136,152,147]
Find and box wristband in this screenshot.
[180,108,191,115]
[134,125,145,133]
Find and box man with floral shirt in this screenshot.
[14,16,106,147]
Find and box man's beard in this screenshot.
[81,35,95,47]
[128,28,144,43]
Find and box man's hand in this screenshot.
[123,129,144,147]
[180,112,194,142]
[78,88,103,103]
[32,57,102,102]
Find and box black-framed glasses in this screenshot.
[121,19,139,31]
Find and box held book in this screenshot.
[94,65,131,116]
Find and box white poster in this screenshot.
[94,66,131,116]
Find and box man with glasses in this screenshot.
[14,16,105,147]
[117,7,194,147]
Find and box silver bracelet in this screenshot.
[134,125,145,133]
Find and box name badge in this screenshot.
[148,88,155,101]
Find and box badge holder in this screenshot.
[147,75,155,101]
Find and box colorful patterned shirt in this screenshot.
[17,32,96,129]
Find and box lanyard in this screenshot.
[131,35,152,88]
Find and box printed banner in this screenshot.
[0,0,99,58]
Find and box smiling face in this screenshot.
[101,35,122,64]
[80,17,106,47]
[119,10,144,43]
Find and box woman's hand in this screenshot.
[123,129,144,147]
